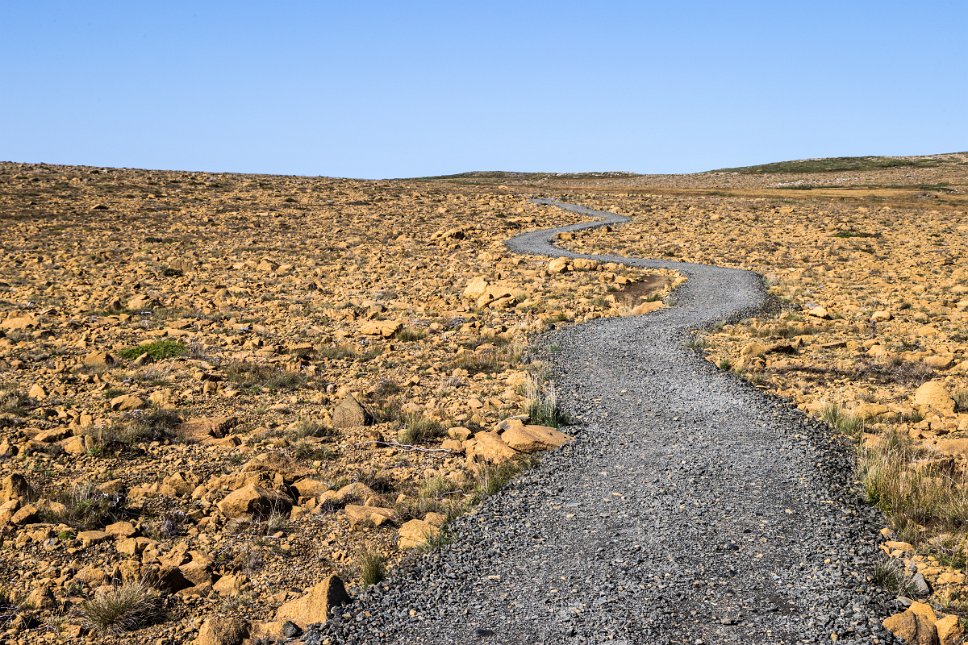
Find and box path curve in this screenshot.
[314,200,896,644]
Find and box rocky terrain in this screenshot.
[0,163,673,643]
[0,153,965,644]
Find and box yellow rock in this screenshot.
[462,276,489,300]
[882,607,939,645]
[913,381,955,415]
[547,257,570,273]
[275,575,350,627]
[398,518,440,549]
[936,614,963,645]
[466,431,519,464]
[501,424,570,453]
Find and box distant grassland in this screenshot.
[713,154,964,174]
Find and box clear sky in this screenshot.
[2,2,966,178]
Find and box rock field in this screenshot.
[0,163,671,643]
[0,154,965,644]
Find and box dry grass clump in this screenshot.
[223,360,305,391]
[474,460,528,499]
[860,431,968,532]
[79,581,161,634]
[398,475,466,520]
[288,419,333,439]
[0,388,30,415]
[820,402,866,437]
[452,343,521,375]
[358,550,386,586]
[397,327,427,342]
[397,413,445,445]
[522,372,570,428]
[872,557,922,596]
[318,344,357,360]
[44,482,125,530]
[88,408,182,451]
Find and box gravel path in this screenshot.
[313,200,897,644]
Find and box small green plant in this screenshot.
[359,550,386,586]
[717,357,732,371]
[117,340,187,361]
[79,581,161,634]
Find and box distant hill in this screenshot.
[711,152,968,175]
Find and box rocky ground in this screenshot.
[0,163,674,643]
[0,154,965,644]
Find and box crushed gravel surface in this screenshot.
[312,200,899,644]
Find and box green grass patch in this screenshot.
[117,340,187,361]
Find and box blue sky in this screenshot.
[2,2,966,178]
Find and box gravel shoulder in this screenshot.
[315,200,898,644]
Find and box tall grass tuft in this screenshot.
[523,373,570,428]
[860,430,968,531]
[79,581,161,634]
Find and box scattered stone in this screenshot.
[398,518,441,549]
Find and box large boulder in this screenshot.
[217,484,288,519]
[466,431,518,464]
[913,381,955,415]
[501,424,570,453]
[331,395,373,429]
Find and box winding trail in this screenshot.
[316,200,895,644]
